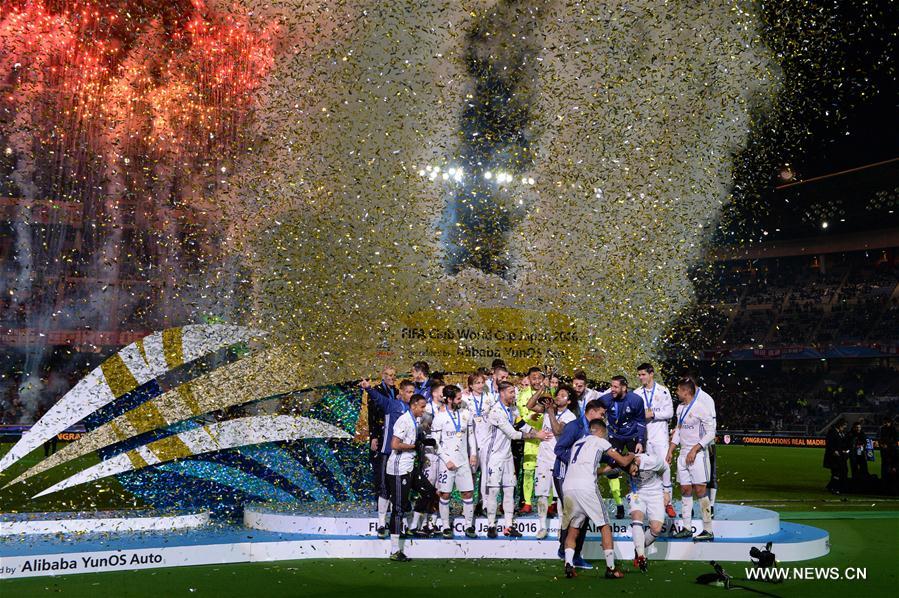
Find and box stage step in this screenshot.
[244,501,781,539]
[0,509,210,536]
[0,517,829,580]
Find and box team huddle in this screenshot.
[359,360,718,578]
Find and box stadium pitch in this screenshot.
[2,445,898,597]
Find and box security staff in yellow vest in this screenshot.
[516,367,546,512]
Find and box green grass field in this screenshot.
[2,444,898,597]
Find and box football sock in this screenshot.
[462,497,474,527]
[564,548,575,566]
[411,512,422,530]
[502,490,515,528]
[662,464,672,501]
[631,522,645,557]
[700,496,712,532]
[377,497,390,527]
[645,529,658,548]
[604,549,615,569]
[537,496,549,530]
[709,488,717,507]
[681,496,693,531]
[439,498,451,530]
[486,489,498,527]
[390,534,399,553]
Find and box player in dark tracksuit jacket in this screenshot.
[366,374,394,496]
[411,361,434,401]
[598,376,647,517]
[362,378,415,537]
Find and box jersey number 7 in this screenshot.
[570,441,585,464]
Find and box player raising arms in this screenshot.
[431,385,479,538]
[626,452,668,572]
[485,381,552,538]
[359,377,416,539]
[667,377,716,541]
[561,419,635,580]
[527,384,579,539]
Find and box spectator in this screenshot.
[879,416,898,495]
[824,419,849,494]
[849,420,870,487]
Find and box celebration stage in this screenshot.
[0,509,210,537]
[0,502,829,579]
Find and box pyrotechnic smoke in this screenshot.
[1,0,775,413]
[0,0,277,417]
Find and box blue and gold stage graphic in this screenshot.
[1,326,370,515]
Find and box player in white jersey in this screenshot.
[571,370,601,417]
[697,382,718,513]
[626,452,667,572]
[680,371,720,514]
[561,418,635,580]
[431,385,479,539]
[464,372,495,513]
[484,381,552,538]
[385,394,428,561]
[526,384,578,538]
[636,363,677,518]
[483,361,509,397]
[667,378,716,541]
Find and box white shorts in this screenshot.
[437,462,474,494]
[677,449,710,486]
[561,487,609,529]
[535,461,555,497]
[628,490,665,523]
[487,454,515,489]
[423,450,439,484]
